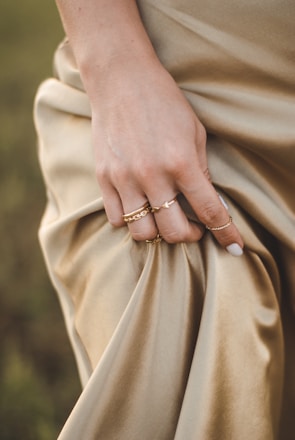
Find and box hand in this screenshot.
[90,56,244,254]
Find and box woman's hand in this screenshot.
[90,55,243,254]
[56,0,243,254]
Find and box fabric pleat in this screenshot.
[34,1,295,438]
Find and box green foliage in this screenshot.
[0,346,56,439]
[0,1,81,438]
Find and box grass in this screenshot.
[0,2,81,438]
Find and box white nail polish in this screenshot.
[226,243,243,257]
[218,193,229,210]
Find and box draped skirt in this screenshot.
[34,1,295,438]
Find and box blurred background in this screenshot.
[0,2,81,438]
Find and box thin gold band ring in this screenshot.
[146,233,163,244]
[206,215,233,231]
[151,196,178,213]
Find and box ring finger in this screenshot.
[120,191,159,241]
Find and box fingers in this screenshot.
[97,133,243,254]
[122,197,158,242]
[118,182,204,242]
[101,177,159,240]
[178,167,244,256]
[101,170,243,256]
[123,196,204,243]
[148,191,204,243]
[101,178,205,243]
[99,182,125,227]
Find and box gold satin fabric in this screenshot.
[34,1,295,439]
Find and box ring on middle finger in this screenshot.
[151,196,178,213]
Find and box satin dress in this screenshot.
[34,1,295,438]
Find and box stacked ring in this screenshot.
[122,202,151,223]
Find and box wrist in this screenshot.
[79,34,162,107]
[80,38,158,87]
[59,0,158,93]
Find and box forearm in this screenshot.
[55,0,158,91]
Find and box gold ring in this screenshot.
[151,196,178,213]
[122,202,151,223]
[205,215,233,231]
[146,233,162,244]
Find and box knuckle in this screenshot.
[164,148,202,181]
[196,122,207,147]
[95,161,108,183]
[132,230,153,242]
[218,230,234,244]
[162,229,183,244]
[96,160,130,187]
[133,159,156,182]
[165,153,188,176]
[107,216,124,227]
[199,202,222,226]
[215,225,239,246]
[111,163,129,186]
[130,220,158,241]
[162,223,203,243]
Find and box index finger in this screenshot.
[178,167,244,256]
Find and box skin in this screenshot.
[55,0,244,251]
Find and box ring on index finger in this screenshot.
[205,215,233,231]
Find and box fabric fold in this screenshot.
[34,1,295,438]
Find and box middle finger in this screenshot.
[148,191,204,243]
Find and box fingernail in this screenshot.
[218,193,229,210]
[226,243,243,257]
